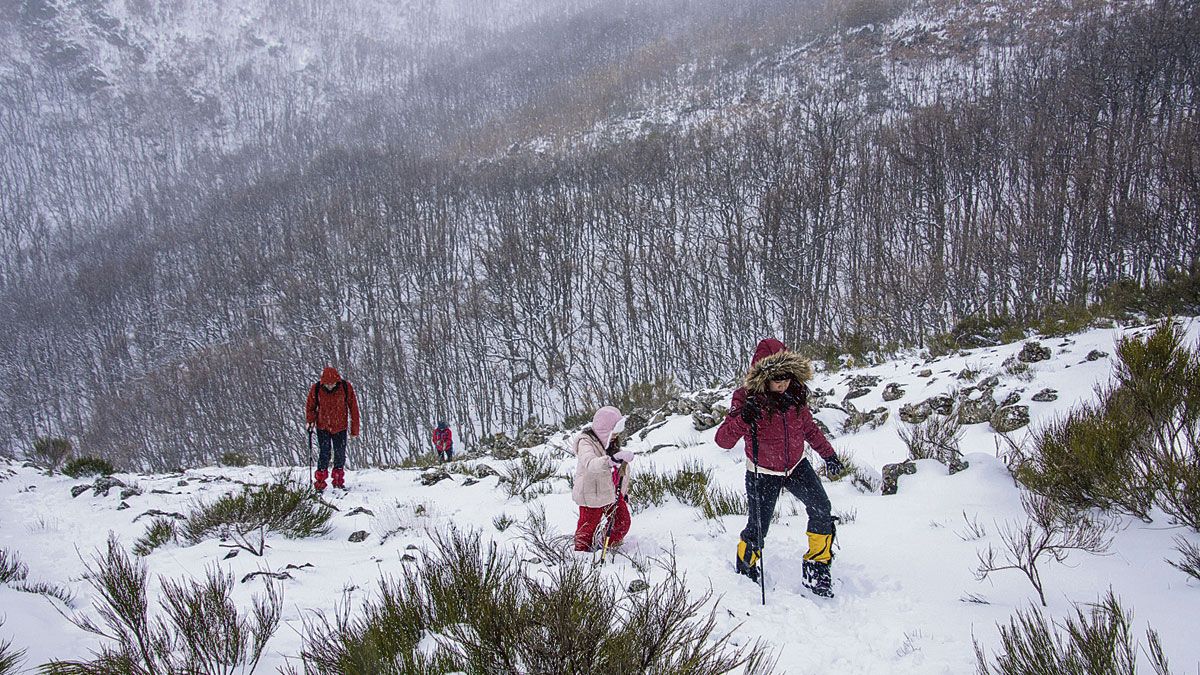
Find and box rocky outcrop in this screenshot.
[991,405,1030,433]
[1018,341,1051,363]
[882,461,917,495]
[882,383,906,401]
[1031,388,1059,402]
[899,401,933,424]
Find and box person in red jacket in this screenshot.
[305,366,361,491]
[715,338,845,597]
[432,421,453,462]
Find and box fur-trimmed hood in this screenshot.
[743,339,814,394]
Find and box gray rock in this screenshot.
[882,383,906,401]
[627,579,650,593]
[948,457,970,475]
[223,549,238,560]
[957,368,979,381]
[917,369,933,378]
[882,461,917,495]
[623,409,650,436]
[1086,350,1109,362]
[133,509,186,522]
[462,478,479,486]
[406,544,419,550]
[402,553,418,562]
[842,406,889,434]
[120,486,142,500]
[999,391,1022,408]
[93,476,127,497]
[957,397,997,425]
[844,387,872,400]
[420,468,452,486]
[71,485,90,498]
[176,480,189,487]
[1018,341,1052,363]
[1031,388,1059,402]
[474,464,500,479]
[348,531,369,543]
[691,411,721,431]
[978,375,1000,390]
[991,405,1031,433]
[926,394,955,416]
[898,401,933,424]
[116,501,130,510]
[345,507,375,517]
[846,375,881,389]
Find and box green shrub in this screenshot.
[0,548,75,607]
[1034,302,1096,337]
[975,590,1170,675]
[31,437,72,473]
[181,476,333,553]
[43,535,281,674]
[297,528,772,674]
[219,451,251,468]
[929,314,1025,357]
[568,377,681,428]
[133,518,178,557]
[500,452,559,501]
[61,456,115,478]
[627,460,747,520]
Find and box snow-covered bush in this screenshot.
[974,590,1170,675]
[1018,322,1200,526]
[180,476,333,554]
[43,535,282,674]
[132,517,177,557]
[30,437,72,474]
[0,548,74,607]
[296,528,772,674]
[899,413,964,467]
[499,452,559,501]
[0,620,24,675]
[60,456,115,479]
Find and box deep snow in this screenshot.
[2,319,1199,673]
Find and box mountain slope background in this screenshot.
[1,319,1197,671]
[1,0,1197,467]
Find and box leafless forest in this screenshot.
[1,0,1196,468]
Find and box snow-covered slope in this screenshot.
[3,318,1199,672]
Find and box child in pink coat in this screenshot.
[572,406,635,551]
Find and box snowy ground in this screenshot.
[2,319,1199,673]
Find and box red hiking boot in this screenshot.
[331,468,345,489]
[313,469,328,491]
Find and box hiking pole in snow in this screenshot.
[307,427,314,488]
[749,416,766,606]
[599,462,629,565]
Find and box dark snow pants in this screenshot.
[316,429,347,471]
[740,458,832,550]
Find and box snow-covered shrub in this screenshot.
[180,476,333,552]
[30,436,72,474]
[975,590,1170,675]
[43,535,281,674]
[499,452,559,501]
[132,517,177,557]
[899,413,964,467]
[297,528,772,675]
[1167,535,1200,582]
[1019,322,1199,525]
[61,456,115,479]
[220,451,251,467]
[0,620,25,675]
[0,548,74,607]
[975,493,1115,607]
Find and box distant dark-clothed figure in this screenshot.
[306,366,361,491]
[433,421,454,462]
[715,338,845,597]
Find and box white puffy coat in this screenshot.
[571,430,630,508]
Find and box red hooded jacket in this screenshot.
[715,339,835,473]
[306,367,361,436]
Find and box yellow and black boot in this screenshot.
[802,532,834,597]
[736,539,761,582]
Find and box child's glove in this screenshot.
[612,450,635,464]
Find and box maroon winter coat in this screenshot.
[715,338,835,473]
[432,426,452,452]
[306,367,361,436]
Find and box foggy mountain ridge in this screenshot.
[1,0,1196,469]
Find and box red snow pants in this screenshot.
[575,497,630,551]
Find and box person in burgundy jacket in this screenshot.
[305,366,361,491]
[715,338,845,597]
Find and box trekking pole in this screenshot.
[599,462,628,565]
[307,427,314,486]
[749,416,766,606]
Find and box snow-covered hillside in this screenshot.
[3,319,1199,672]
